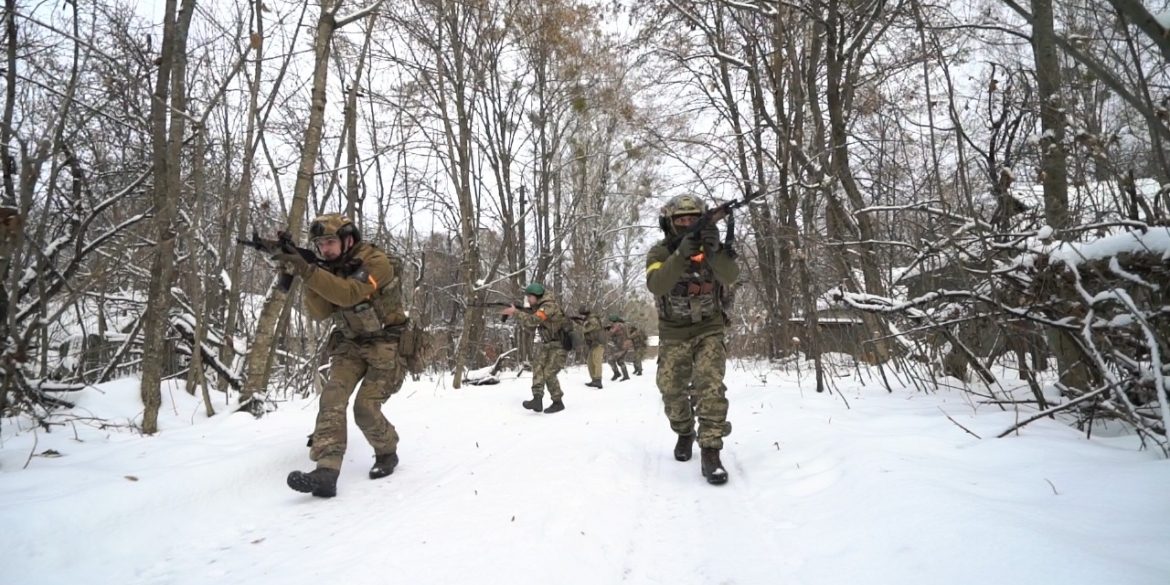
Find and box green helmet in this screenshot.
[524,283,546,296]
[608,314,623,323]
[660,195,707,234]
[309,213,361,243]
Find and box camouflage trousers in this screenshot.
[656,331,731,449]
[607,346,629,370]
[586,344,604,380]
[630,347,647,370]
[532,342,567,400]
[310,337,406,470]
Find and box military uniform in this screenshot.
[646,195,739,485]
[605,318,631,381]
[580,311,606,387]
[284,214,407,497]
[628,325,648,376]
[510,289,569,410]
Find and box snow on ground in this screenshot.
[2,358,1168,585]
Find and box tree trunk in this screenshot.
[238,0,342,410]
[140,0,196,434]
[1032,0,1091,391]
[219,0,269,393]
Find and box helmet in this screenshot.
[524,283,546,296]
[608,314,623,323]
[309,214,361,243]
[659,195,707,234]
[577,306,591,315]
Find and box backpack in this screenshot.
[559,317,584,351]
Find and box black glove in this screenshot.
[700,224,720,252]
[271,247,314,278]
[676,233,701,258]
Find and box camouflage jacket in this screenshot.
[581,314,605,347]
[645,236,739,341]
[511,291,569,347]
[607,321,631,350]
[302,242,407,339]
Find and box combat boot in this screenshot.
[544,399,565,414]
[620,364,630,381]
[611,370,622,381]
[634,367,643,376]
[287,467,340,498]
[700,447,728,485]
[522,397,544,412]
[673,432,695,462]
[585,379,602,388]
[369,452,399,480]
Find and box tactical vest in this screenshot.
[536,303,569,344]
[655,256,723,324]
[331,246,408,340]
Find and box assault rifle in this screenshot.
[470,301,533,323]
[237,230,321,292]
[666,190,764,257]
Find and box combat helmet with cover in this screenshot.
[659,195,708,235]
[309,213,361,257]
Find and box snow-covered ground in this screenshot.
[2,357,1168,585]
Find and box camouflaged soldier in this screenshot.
[578,307,606,388]
[627,324,648,376]
[279,214,409,498]
[646,195,739,485]
[502,283,570,413]
[605,315,631,382]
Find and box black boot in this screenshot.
[585,379,602,388]
[700,447,728,485]
[673,433,695,462]
[369,453,399,479]
[634,368,642,376]
[620,364,630,381]
[611,369,621,381]
[545,399,565,414]
[287,467,340,498]
[522,397,544,412]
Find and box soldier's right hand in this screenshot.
[677,234,701,258]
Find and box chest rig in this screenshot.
[330,249,407,340]
[656,256,723,324]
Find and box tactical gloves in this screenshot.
[700,224,720,252]
[271,248,315,278]
[676,234,701,258]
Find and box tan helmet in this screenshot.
[659,195,707,234]
[309,214,361,243]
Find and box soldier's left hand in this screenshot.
[271,249,314,277]
[501,305,517,317]
[700,224,720,252]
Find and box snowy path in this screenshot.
[2,359,1169,584]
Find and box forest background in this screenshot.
[3,0,1170,454]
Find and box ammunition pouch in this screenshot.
[397,319,430,375]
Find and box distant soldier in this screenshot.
[605,314,632,382]
[577,307,607,388]
[628,324,648,376]
[503,283,570,413]
[646,195,739,485]
[280,214,408,498]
